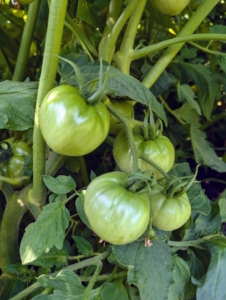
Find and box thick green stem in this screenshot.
[114,0,147,74]
[142,0,221,88]
[131,33,226,61]
[45,152,66,177]
[78,156,90,186]
[98,0,140,62]
[32,0,68,210]
[12,0,42,81]
[0,193,26,268]
[83,261,103,300]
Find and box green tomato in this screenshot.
[152,0,190,16]
[0,138,32,188]
[39,85,110,156]
[113,127,175,180]
[84,172,150,245]
[150,191,191,231]
[109,100,134,135]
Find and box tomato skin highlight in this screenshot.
[109,100,134,135]
[39,85,110,156]
[150,191,191,231]
[113,127,175,180]
[84,172,150,245]
[152,0,190,16]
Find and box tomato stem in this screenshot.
[99,0,140,63]
[114,0,147,74]
[106,102,140,172]
[32,0,68,212]
[12,0,41,81]
[139,153,171,180]
[142,0,221,89]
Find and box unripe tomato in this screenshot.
[84,172,150,245]
[0,138,32,188]
[109,100,134,135]
[113,127,175,180]
[39,85,110,156]
[152,0,190,16]
[150,191,191,231]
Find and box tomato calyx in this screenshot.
[141,109,163,141]
[122,171,156,194]
[58,56,110,106]
[163,165,200,199]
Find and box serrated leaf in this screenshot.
[174,104,226,173]
[30,247,68,268]
[100,280,129,300]
[72,236,93,257]
[0,80,38,130]
[113,240,187,300]
[168,256,190,300]
[169,62,220,119]
[183,202,222,241]
[43,175,76,194]
[209,25,226,34]
[20,202,70,264]
[190,124,226,173]
[59,56,167,126]
[169,163,211,215]
[218,198,226,222]
[196,237,226,300]
[177,83,201,115]
[34,270,99,300]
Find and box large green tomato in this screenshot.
[113,128,175,180]
[39,85,110,156]
[152,0,190,16]
[84,172,150,245]
[150,191,191,231]
[0,138,32,188]
[109,100,134,135]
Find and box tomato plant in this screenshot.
[152,0,190,16]
[113,127,175,179]
[39,85,110,156]
[149,188,191,231]
[84,172,150,245]
[0,138,32,188]
[109,100,134,134]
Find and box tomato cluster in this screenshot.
[0,138,32,188]
[39,84,191,244]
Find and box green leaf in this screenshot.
[112,240,188,300]
[196,236,226,299]
[169,62,220,119]
[169,163,211,215]
[187,249,205,280]
[49,193,67,203]
[30,247,68,268]
[177,83,201,115]
[20,202,70,264]
[33,270,99,300]
[218,198,226,222]
[175,105,226,173]
[72,236,93,257]
[100,280,129,300]
[168,256,190,299]
[190,124,226,173]
[209,25,226,34]
[183,202,222,241]
[0,80,38,130]
[43,175,76,194]
[59,56,167,126]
